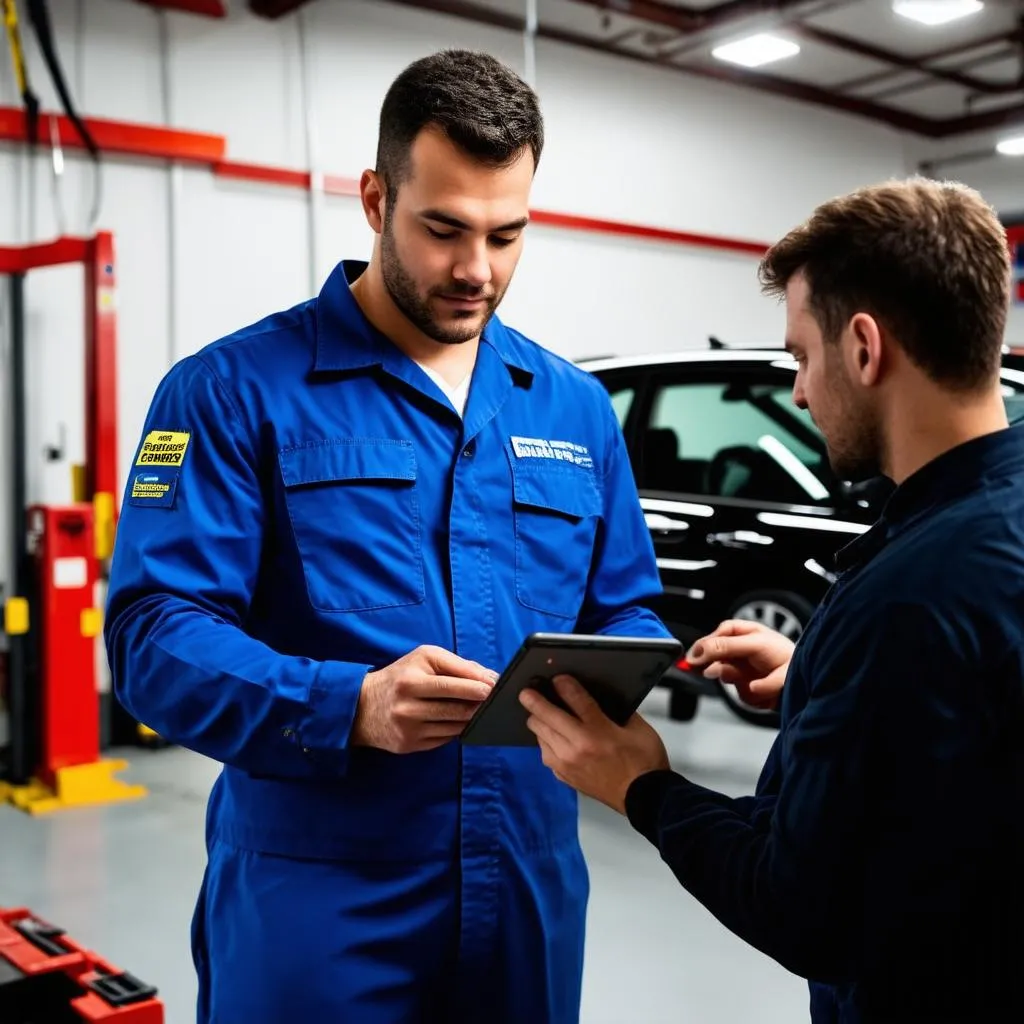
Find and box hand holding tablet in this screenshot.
[460,632,682,747]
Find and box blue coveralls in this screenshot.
[104,259,670,1023]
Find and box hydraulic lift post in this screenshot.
[6,268,36,786]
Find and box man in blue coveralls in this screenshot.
[104,49,669,1024]
[523,178,1024,1022]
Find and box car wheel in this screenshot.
[716,589,815,729]
[668,686,699,722]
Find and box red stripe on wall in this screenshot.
[0,105,770,255]
[215,160,311,189]
[3,105,1020,259]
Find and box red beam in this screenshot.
[0,238,90,274]
[0,106,225,164]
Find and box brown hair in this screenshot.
[376,50,543,196]
[758,177,1011,391]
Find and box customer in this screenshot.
[105,48,669,1024]
[521,177,1024,1023]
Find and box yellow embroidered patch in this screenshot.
[135,430,191,467]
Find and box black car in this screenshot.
[581,347,1024,728]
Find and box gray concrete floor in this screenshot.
[0,694,808,1023]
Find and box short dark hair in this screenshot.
[759,177,1011,392]
[376,49,544,195]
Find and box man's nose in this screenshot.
[452,241,492,289]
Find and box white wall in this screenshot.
[0,0,917,600]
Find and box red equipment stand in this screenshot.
[0,233,148,813]
[3,506,145,814]
[0,907,164,1022]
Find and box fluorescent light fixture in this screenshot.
[892,0,983,27]
[996,134,1024,156]
[711,33,800,69]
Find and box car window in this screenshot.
[608,386,636,429]
[640,380,832,505]
[1002,384,1024,425]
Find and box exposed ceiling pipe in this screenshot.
[524,0,538,86]
[793,23,1024,95]
[569,0,816,35]
[385,0,1001,136]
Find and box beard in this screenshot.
[818,351,885,483]
[380,212,502,345]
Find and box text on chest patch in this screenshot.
[510,436,593,469]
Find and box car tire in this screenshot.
[715,589,816,729]
[668,685,699,722]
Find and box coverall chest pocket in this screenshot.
[509,459,603,619]
[278,438,425,613]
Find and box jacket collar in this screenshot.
[313,259,534,385]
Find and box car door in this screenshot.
[630,360,869,641]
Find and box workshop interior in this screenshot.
[1,0,1023,1021]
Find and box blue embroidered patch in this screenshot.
[128,467,178,509]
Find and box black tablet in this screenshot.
[460,632,682,747]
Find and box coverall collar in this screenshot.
[313,259,535,386]
[835,422,1024,571]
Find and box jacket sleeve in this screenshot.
[621,602,947,983]
[104,354,370,778]
[576,395,672,640]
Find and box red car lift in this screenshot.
[0,233,147,813]
[0,906,164,1022]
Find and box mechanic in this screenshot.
[521,177,1024,1023]
[104,49,669,1024]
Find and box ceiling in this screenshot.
[143,0,1024,140]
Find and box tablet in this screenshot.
[460,632,682,747]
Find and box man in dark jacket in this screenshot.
[521,177,1024,1023]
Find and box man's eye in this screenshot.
[490,236,518,248]
[427,227,456,240]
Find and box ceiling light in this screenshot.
[892,0,983,27]
[996,134,1024,156]
[711,33,800,69]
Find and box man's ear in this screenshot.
[359,170,386,235]
[848,312,884,387]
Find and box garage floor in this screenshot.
[0,694,808,1023]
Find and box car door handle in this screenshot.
[706,530,773,548]
[644,513,689,533]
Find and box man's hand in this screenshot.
[685,620,794,710]
[352,645,498,754]
[519,676,670,814]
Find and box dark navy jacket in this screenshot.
[627,425,1024,1023]
[104,259,670,1021]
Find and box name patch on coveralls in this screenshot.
[510,436,593,469]
[135,430,191,467]
[128,468,178,508]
